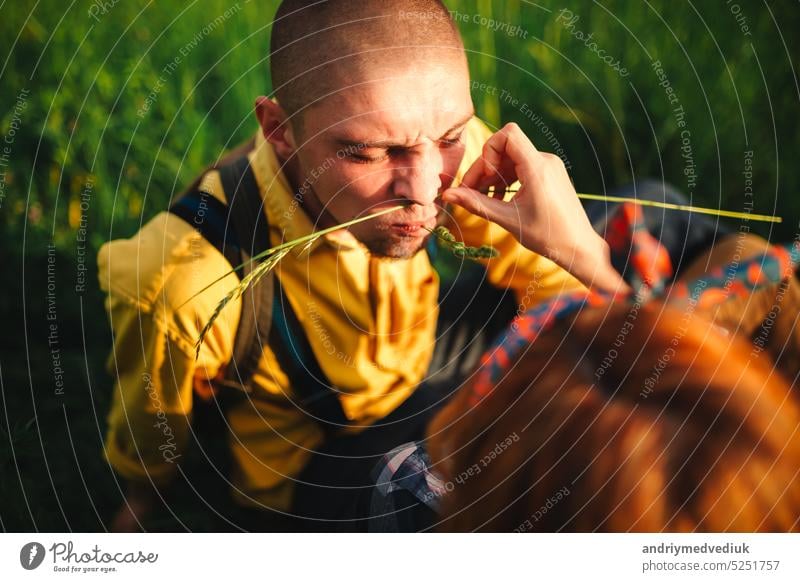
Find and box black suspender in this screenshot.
[269,283,351,431]
[169,155,348,436]
[215,156,274,391]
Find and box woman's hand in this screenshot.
[442,123,627,293]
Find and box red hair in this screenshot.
[427,302,800,532]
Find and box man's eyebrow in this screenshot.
[334,112,475,149]
[440,112,475,136]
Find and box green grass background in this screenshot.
[1,0,798,531]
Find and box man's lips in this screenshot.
[389,215,438,236]
[391,223,423,234]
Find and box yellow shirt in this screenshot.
[98,117,583,510]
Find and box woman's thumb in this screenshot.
[441,186,505,220]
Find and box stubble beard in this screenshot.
[360,231,431,259]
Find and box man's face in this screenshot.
[288,60,473,258]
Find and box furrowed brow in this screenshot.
[334,112,475,149]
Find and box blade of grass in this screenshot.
[192,188,782,355]
[485,188,782,223]
[177,202,410,310]
[575,192,782,223]
[183,191,780,311]
[195,246,292,358]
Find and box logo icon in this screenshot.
[20,542,46,570]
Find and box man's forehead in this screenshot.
[302,64,473,140]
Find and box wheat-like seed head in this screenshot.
[194,246,294,358]
[189,193,780,358]
[429,226,499,259]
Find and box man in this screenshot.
[100,0,624,532]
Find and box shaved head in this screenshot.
[258,0,473,259]
[269,0,466,120]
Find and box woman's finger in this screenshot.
[460,152,490,190]
[482,123,539,173]
[461,123,538,192]
[441,185,514,229]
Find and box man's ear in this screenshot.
[254,96,297,160]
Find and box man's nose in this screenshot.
[391,149,443,206]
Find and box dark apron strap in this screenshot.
[216,156,274,391]
[169,154,348,434]
[168,189,241,269]
[269,279,351,436]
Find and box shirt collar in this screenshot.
[250,128,362,255]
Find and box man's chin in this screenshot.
[361,233,430,259]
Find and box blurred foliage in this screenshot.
[459,0,799,239]
[1,0,269,251]
[1,1,798,250]
[1,0,798,530]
